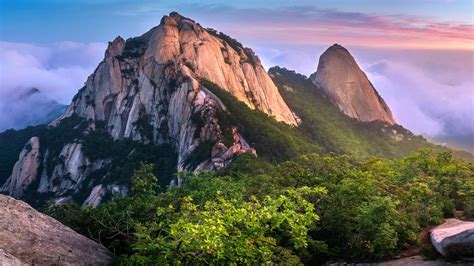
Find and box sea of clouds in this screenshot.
[256,45,474,152]
[0,41,106,131]
[0,41,472,152]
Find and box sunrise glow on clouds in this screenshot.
[0,0,473,151]
[199,6,473,50]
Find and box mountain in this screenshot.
[0,88,67,132]
[0,12,296,206]
[310,44,395,124]
[0,12,471,208]
[55,12,296,169]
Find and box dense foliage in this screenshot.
[47,149,473,264]
[201,79,315,162]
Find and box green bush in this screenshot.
[47,149,473,263]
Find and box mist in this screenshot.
[0,41,106,131]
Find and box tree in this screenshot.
[126,187,324,264]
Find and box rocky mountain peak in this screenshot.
[327,43,349,53]
[105,36,125,57]
[19,87,40,99]
[3,12,299,205]
[310,44,395,124]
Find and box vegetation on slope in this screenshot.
[270,67,433,158]
[200,78,318,162]
[47,150,473,264]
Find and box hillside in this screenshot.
[270,67,474,162]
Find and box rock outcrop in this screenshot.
[431,219,474,257]
[0,194,112,265]
[310,44,395,124]
[56,11,293,168]
[1,137,41,198]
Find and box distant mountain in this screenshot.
[270,66,473,162]
[0,12,471,208]
[310,44,395,124]
[0,88,66,132]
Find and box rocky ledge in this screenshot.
[0,194,112,265]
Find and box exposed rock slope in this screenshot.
[56,12,295,165]
[310,44,395,124]
[0,194,112,265]
[1,137,41,198]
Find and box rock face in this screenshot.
[1,137,41,198]
[310,44,395,124]
[56,11,295,166]
[0,194,112,265]
[0,249,24,266]
[430,219,474,257]
[2,12,294,206]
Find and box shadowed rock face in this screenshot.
[310,44,395,125]
[0,194,112,265]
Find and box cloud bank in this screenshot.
[176,5,474,50]
[256,45,473,152]
[0,41,106,131]
[364,58,473,152]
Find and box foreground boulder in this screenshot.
[0,249,23,266]
[0,194,112,265]
[430,219,474,257]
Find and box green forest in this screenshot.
[47,150,473,264]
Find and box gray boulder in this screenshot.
[431,218,474,258]
[0,194,112,265]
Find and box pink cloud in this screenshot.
[206,7,473,50]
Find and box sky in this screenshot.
[0,0,473,151]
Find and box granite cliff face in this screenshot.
[310,44,395,124]
[1,137,41,198]
[56,12,296,166]
[1,12,294,206]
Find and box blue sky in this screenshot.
[1,0,473,43]
[0,0,473,151]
